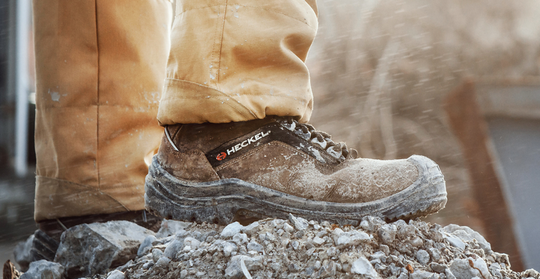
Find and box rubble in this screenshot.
[350,257,378,278]
[13,234,34,271]
[20,260,64,279]
[11,216,540,279]
[54,221,154,278]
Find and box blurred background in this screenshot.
[1,0,539,272]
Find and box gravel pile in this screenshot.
[18,214,540,279]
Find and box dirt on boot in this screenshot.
[146,117,447,225]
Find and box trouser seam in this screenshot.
[165,78,309,101]
[164,78,258,118]
[94,0,101,192]
[217,0,229,86]
[176,5,316,28]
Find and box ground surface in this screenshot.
[23,216,536,279]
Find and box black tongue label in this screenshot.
[206,125,282,168]
[222,130,271,157]
[205,123,341,168]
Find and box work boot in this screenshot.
[145,117,447,225]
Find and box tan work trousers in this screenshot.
[33,0,318,222]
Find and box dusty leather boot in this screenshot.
[145,117,447,225]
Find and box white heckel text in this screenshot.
[226,130,271,155]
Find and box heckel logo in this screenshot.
[215,130,271,160]
[216,152,227,161]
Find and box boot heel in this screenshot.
[145,166,237,225]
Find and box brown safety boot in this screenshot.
[145,117,446,225]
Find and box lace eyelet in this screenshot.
[278,117,349,162]
[311,137,327,149]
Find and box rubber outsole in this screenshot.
[145,155,447,226]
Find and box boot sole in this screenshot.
[145,155,447,226]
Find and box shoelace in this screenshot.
[277,117,357,161]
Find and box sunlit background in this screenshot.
[1,0,539,272]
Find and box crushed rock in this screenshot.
[14,216,540,279]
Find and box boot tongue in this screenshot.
[275,117,354,162]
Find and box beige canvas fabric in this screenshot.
[33,0,173,222]
[157,0,318,125]
[33,0,318,221]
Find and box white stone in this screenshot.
[247,241,264,252]
[378,224,397,244]
[184,237,201,250]
[360,220,372,232]
[351,257,379,278]
[469,258,491,279]
[225,255,263,278]
[106,270,125,279]
[222,241,238,257]
[233,233,248,244]
[242,222,260,235]
[327,247,338,257]
[164,239,183,259]
[443,224,492,254]
[155,257,171,269]
[449,258,487,279]
[430,263,447,273]
[444,233,466,250]
[411,236,424,247]
[264,232,276,242]
[489,263,502,278]
[371,251,387,263]
[416,249,430,265]
[313,236,325,245]
[20,260,64,279]
[221,222,244,238]
[411,270,439,279]
[156,220,191,238]
[428,247,441,262]
[318,261,337,277]
[288,214,309,230]
[331,228,344,243]
[142,261,153,269]
[152,249,164,262]
[445,267,457,279]
[336,230,371,246]
[360,216,382,232]
[272,219,284,228]
[282,223,294,233]
[137,235,157,257]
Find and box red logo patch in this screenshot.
[216,152,227,161]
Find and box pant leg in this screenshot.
[157,0,318,125]
[33,0,172,222]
